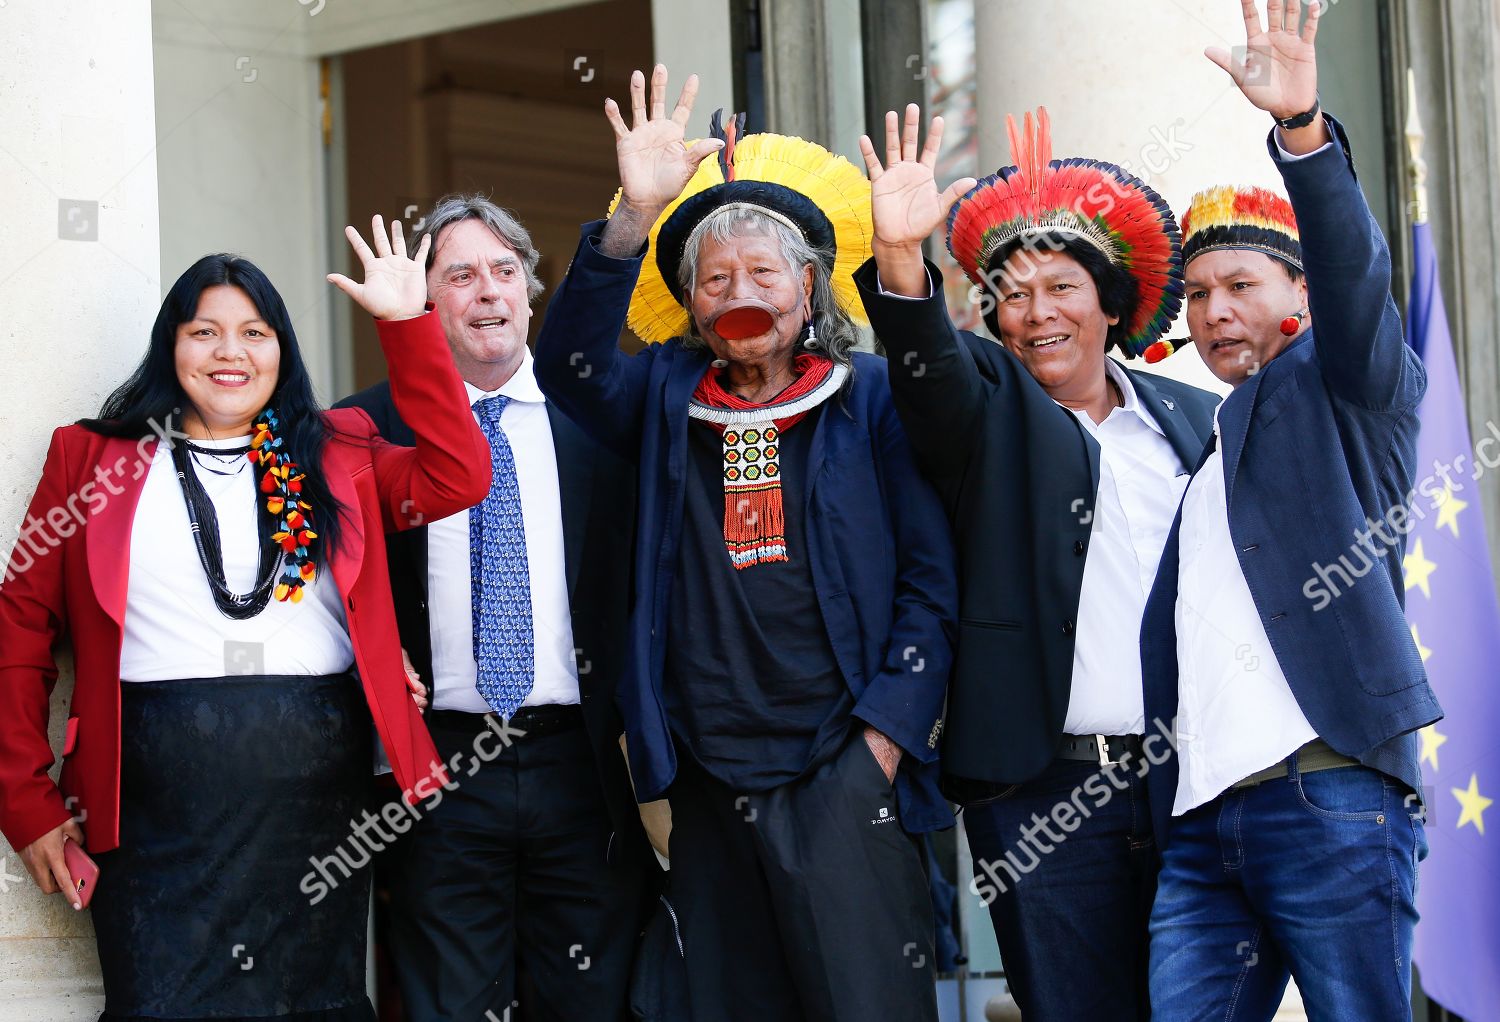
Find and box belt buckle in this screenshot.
[1096,734,1112,767]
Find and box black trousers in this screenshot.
[382,708,646,1022]
[666,731,938,1022]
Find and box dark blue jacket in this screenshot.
[1140,117,1444,848]
[534,221,959,833]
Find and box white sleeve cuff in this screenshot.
[1274,121,1335,162]
[875,268,935,301]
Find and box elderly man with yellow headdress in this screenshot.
[533,66,956,1021]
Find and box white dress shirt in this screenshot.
[121,435,354,681]
[1164,124,1332,811]
[1172,409,1317,815]
[427,348,580,712]
[1061,359,1192,735]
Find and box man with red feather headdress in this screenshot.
[854,95,1219,1019]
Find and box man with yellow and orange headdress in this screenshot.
[1137,2,1442,1019]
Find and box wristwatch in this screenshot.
[1276,97,1321,130]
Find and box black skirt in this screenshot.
[92,673,377,1021]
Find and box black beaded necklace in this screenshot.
[171,432,280,619]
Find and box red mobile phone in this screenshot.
[62,837,99,909]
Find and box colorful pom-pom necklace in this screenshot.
[250,408,319,604]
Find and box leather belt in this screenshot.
[427,703,583,739]
[1231,739,1360,789]
[1057,733,1145,766]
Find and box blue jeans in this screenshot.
[1149,759,1426,1021]
[963,757,1157,1021]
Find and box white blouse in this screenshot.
[119,434,354,681]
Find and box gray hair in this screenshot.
[409,193,544,302]
[676,205,858,368]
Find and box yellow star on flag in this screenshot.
[1419,724,1447,771]
[1409,623,1432,663]
[1452,773,1493,835]
[1404,538,1437,599]
[1434,481,1469,539]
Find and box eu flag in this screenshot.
[1406,220,1500,1017]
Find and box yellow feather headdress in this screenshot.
[606,118,873,344]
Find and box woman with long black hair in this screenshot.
[0,217,490,1020]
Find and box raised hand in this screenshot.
[605,65,724,216]
[327,215,432,321]
[1207,0,1321,121]
[860,105,976,251]
[859,104,976,298]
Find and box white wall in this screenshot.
[0,1,161,1015]
[651,0,736,118]
[150,1,338,400]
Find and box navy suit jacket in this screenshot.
[857,259,1220,797]
[533,221,959,834]
[1140,116,1444,848]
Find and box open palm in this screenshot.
[1208,0,1321,120]
[327,215,431,321]
[860,105,976,250]
[605,65,723,213]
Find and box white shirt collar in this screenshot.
[463,346,546,407]
[1058,358,1167,439]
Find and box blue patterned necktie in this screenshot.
[470,395,534,717]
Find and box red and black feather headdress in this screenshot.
[946,107,1184,359]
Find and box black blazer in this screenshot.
[337,380,656,878]
[856,259,1219,797]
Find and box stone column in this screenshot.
[0,1,161,1017]
[761,0,867,165]
[651,0,737,121]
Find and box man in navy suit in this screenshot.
[856,104,1218,1018]
[1141,3,1443,1018]
[339,195,656,1022]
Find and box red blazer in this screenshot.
[0,313,490,854]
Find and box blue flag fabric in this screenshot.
[1406,222,1500,1017]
